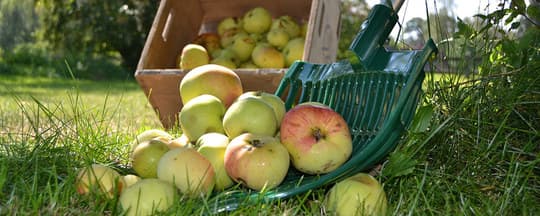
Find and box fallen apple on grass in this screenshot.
[223,133,290,191]
[157,147,215,197]
[223,97,278,138]
[324,173,388,216]
[119,178,176,216]
[131,138,170,178]
[196,132,234,190]
[280,102,352,175]
[179,64,243,108]
[130,129,173,153]
[75,164,123,198]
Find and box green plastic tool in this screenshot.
[208,1,438,212]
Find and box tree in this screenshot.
[337,0,370,59]
[35,0,159,71]
[0,0,39,51]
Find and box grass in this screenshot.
[0,69,537,215]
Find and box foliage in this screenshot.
[337,0,370,60]
[0,0,39,51]
[35,0,158,71]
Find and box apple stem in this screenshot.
[312,128,325,142]
[249,139,262,148]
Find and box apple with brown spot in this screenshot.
[280,102,352,175]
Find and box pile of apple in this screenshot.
[75,64,388,215]
[178,6,306,70]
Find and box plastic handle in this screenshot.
[379,0,405,12]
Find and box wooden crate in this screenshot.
[135,0,340,129]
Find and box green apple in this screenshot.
[130,129,173,153]
[223,133,290,191]
[280,102,352,174]
[271,15,301,38]
[119,178,176,216]
[217,17,242,36]
[237,91,286,126]
[196,132,234,190]
[212,47,241,66]
[179,64,243,108]
[75,164,122,198]
[179,94,226,142]
[251,43,285,68]
[300,21,308,38]
[157,147,215,197]
[266,28,290,49]
[325,173,388,216]
[231,32,256,62]
[283,37,305,67]
[178,43,210,70]
[220,27,244,48]
[131,138,170,178]
[242,7,272,34]
[223,97,278,138]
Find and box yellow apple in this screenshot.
[75,164,122,198]
[178,43,210,70]
[223,97,278,138]
[168,134,192,149]
[131,138,170,178]
[196,132,234,190]
[239,61,258,69]
[251,43,285,68]
[179,64,243,108]
[193,33,221,55]
[325,173,388,216]
[122,174,141,189]
[179,94,226,142]
[283,37,305,67]
[231,32,256,61]
[271,15,301,38]
[210,56,238,69]
[157,147,215,197]
[224,133,290,191]
[130,129,173,153]
[266,28,290,49]
[242,7,272,34]
[280,102,352,174]
[119,178,176,216]
[217,17,242,36]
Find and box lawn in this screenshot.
[0,72,538,215]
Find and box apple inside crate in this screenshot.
[135,0,340,129]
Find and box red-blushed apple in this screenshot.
[324,173,388,216]
[119,178,176,216]
[75,164,123,198]
[223,133,290,191]
[179,64,243,108]
[196,132,234,191]
[222,97,278,138]
[157,147,215,197]
[280,102,352,174]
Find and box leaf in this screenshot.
[410,105,434,133]
[382,151,418,179]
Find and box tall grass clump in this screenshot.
[381,1,539,215]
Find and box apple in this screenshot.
[178,43,210,70]
[179,94,226,142]
[130,129,173,153]
[271,15,301,38]
[217,17,242,36]
[251,43,285,68]
[231,32,256,62]
[280,102,352,175]
[300,21,308,38]
[220,27,244,48]
[179,64,243,108]
[242,7,272,34]
[266,28,290,49]
[283,37,305,67]
[222,97,278,138]
[168,134,193,149]
[239,61,258,69]
[212,48,241,65]
[223,133,290,191]
[324,173,388,216]
[210,56,238,69]
[196,132,234,190]
[193,33,221,55]
[236,91,286,126]
[119,178,176,216]
[157,147,215,197]
[131,138,170,178]
[122,174,141,189]
[75,164,122,198]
